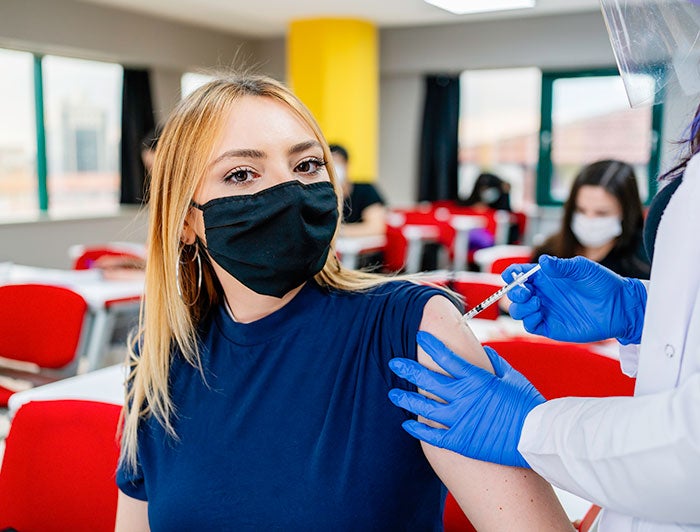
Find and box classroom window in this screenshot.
[538,71,661,205]
[42,56,123,217]
[0,49,37,221]
[181,72,216,99]
[458,68,542,212]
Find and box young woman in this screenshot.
[114,73,572,531]
[533,160,650,279]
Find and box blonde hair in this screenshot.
[120,73,397,471]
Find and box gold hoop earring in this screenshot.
[176,241,202,304]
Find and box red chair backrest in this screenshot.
[578,504,602,531]
[443,494,478,532]
[0,284,88,368]
[383,224,409,272]
[73,248,143,270]
[0,399,122,532]
[484,339,636,399]
[511,211,528,244]
[490,254,532,275]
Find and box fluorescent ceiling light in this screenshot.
[424,0,536,15]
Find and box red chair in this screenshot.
[490,255,531,275]
[0,284,89,406]
[577,504,602,531]
[473,244,533,274]
[70,243,146,271]
[383,222,409,272]
[451,272,505,321]
[0,399,122,532]
[444,339,635,529]
[484,338,636,400]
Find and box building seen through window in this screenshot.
[0,49,37,220]
[43,55,123,217]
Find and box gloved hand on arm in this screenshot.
[504,255,647,344]
[388,331,545,468]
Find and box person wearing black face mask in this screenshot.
[114,73,572,531]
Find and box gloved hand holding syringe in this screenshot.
[461,264,541,321]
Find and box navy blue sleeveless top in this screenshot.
[117,280,449,531]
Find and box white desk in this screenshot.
[336,235,387,269]
[0,263,143,371]
[7,363,125,417]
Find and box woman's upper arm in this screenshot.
[115,490,150,532]
[417,295,572,531]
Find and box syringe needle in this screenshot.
[461,264,541,321]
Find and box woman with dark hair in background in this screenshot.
[460,172,512,211]
[533,159,650,279]
[458,172,520,251]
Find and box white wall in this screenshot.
[0,208,148,268]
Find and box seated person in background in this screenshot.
[140,124,162,175]
[534,159,650,279]
[458,172,520,250]
[330,144,386,238]
[460,171,512,212]
[94,128,161,279]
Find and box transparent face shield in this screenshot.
[600,0,700,107]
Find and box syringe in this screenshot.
[461,264,542,321]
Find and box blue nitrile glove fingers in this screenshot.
[388,332,545,468]
[502,255,647,344]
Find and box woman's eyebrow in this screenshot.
[211,148,266,166]
[289,140,322,156]
[209,140,321,167]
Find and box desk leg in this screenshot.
[340,251,359,270]
[453,229,470,272]
[83,309,117,372]
[406,238,425,274]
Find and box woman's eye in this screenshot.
[295,158,326,175]
[224,168,257,185]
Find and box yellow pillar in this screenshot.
[287,19,378,183]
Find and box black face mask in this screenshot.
[192,181,339,298]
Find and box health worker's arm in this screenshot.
[520,371,700,524]
[415,295,573,531]
[115,491,150,531]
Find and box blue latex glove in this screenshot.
[388,331,545,468]
[503,255,647,344]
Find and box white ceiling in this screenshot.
[77,0,601,38]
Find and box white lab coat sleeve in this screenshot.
[518,372,700,524]
[617,280,650,378]
[618,343,640,377]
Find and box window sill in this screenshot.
[0,205,147,227]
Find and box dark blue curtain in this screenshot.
[418,75,460,202]
[120,68,154,204]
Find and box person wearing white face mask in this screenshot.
[533,159,650,279]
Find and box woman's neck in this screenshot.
[581,240,617,263]
[213,263,305,323]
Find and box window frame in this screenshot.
[0,48,123,219]
[536,68,664,206]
